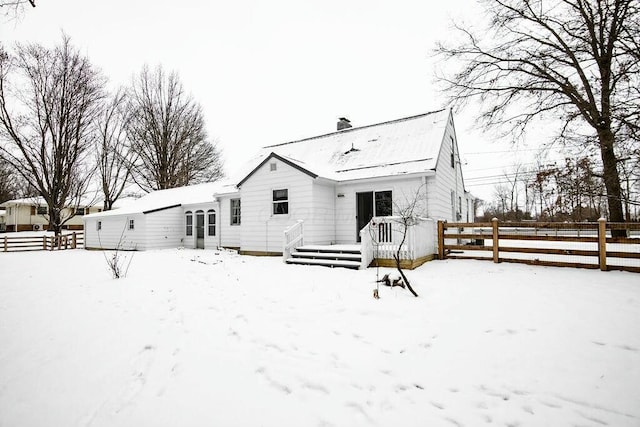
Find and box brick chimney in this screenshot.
[337,117,352,131]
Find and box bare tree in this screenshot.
[0,157,25,203]
[96,88,134,210]
[0,37,105,235]
[436,0,640,233]
[126,65,223,192]
[0,0,35,20]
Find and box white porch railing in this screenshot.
[360,216,436,268]
[283,220,304,262]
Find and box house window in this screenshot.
[270,162,277,171]
[450,137,455,168]
[75,207,85,216]
[97,221,102,231]
[37,206,47,215]
[230,199,241,225]
[207,209,216,236]
[7,207,11,215]
[374,191,392,216]
[128,219,135,230]
[185,211,193,236]
[272,189,288,215]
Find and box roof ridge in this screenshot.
[264,109,447,148]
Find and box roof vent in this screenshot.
[337,117,352,131]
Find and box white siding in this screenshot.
[306,181,336,245]
[144,207,184,249]
[239,158,314,253]
[84,213,145,250]
[218,196,241,249]
[334,176,425,244]
[428,112,467,221]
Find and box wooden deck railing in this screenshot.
[282,220,304,262]
[1,232,84,252]
[361,216,437,269]
[438,219,640,273]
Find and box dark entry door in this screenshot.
[196,211,205,249]
[356,192,374,242]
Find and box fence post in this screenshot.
[598,218,607,271]
[437,221,445,260]
[492,218,499,263]
[42,236,46,250]
[72,232,77,249]
[3,236,7,252]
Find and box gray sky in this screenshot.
[2,0,549,201]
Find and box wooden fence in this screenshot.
[438,219,640,273]
[1,232,84,252]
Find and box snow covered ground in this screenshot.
[1,249,639,427]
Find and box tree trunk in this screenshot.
[598,127,626,237]
[393,254,418,297]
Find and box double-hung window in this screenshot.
[185,211,193,236]
[230,199,241,225]
[272,189,288,215]
[207,209,216,236]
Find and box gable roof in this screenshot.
[85,181,238,219]
[237,110,450,184]
[237,152,319,187]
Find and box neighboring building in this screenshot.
[0,197,101,232]
[0,208,5,232]
[84,110,475,267]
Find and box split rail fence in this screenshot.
[438,219,640,273]
[1,232,84,253]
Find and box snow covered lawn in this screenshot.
[1,249,639,427]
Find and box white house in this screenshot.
[84,110,474,268]
[0,197,101,232]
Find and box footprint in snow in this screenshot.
[300,380,330,395]
[255,366,292,395]
[616,344,638,352]
[431,401,445,410]
[444,417,464,427]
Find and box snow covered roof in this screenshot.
[237,110,450,184]
[0,196,100,208]
[85,181,238,218]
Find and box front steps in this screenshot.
[286,245,362,269]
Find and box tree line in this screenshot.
[0,36,223,235]
[478,155,639,222]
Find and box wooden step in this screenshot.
[285,257,361,269]
[291,251,361,261]
[295,245,361,255]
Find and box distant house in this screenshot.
[0,197,101,232]
[84,110,474,268]
[0,208,5,232]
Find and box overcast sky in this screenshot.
[2,0,553,201]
